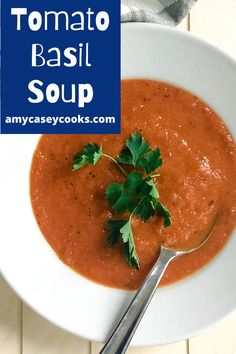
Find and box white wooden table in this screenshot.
[1,1,236,353]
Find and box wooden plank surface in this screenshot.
[0,277,21,354]
[91,341,187,354]
[190,0,236,56]
[0,1,236,353]
[189,313,236,354]
[22,305,90,354]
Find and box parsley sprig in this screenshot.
[72,143,127,176]
[118,132,162,174]
[72,132,172,269]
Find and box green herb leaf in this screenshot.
[106,172,160,222]
[105,219,140,269]
[137,148,162,174]
[120,220,140,269]
[146,178,159,199]
[134,197,155,222]
[105,220,127,246]
[124,171,144,194]
[106,171,144,213]
[134,178,159,222]
[118,132,150,166]
[72,143,103,171]
[140,177,159,199]
[105,183,135,213]
[155,201,172,228]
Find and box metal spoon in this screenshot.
[100,217,217,354]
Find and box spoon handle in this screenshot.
[99,247,178,354]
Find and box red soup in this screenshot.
[30,79,236,290]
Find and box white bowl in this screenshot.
[0,23,236,346]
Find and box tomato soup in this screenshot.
[30,80,236,290]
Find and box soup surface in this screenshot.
[30,79,236,290]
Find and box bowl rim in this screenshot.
[122,22,236,66]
